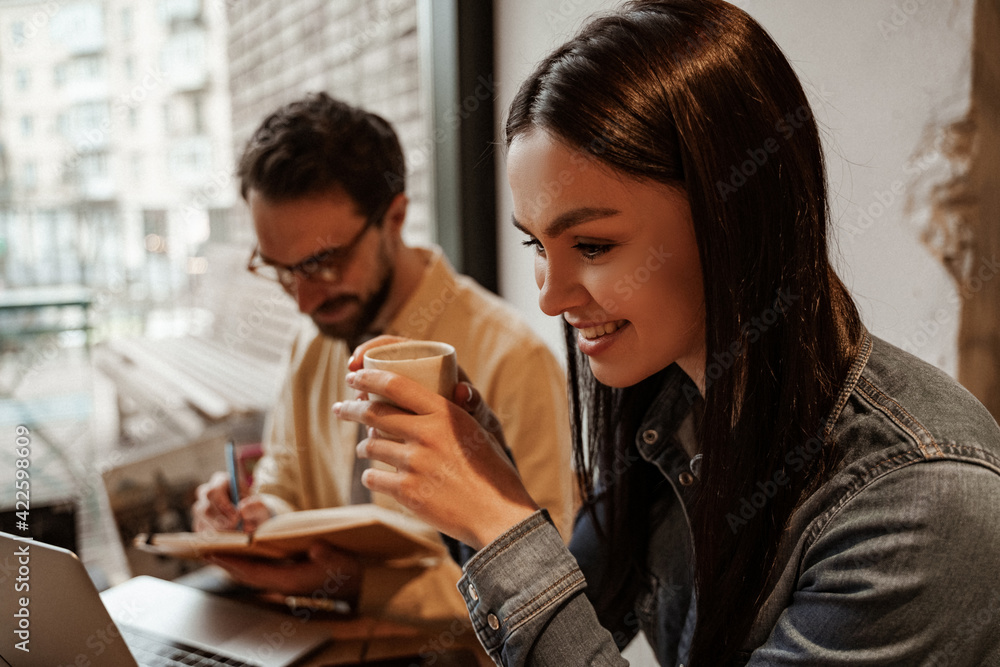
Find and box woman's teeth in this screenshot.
[580,321,627,340]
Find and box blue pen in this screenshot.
[225,440,244,531]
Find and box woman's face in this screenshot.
[507,130,706,389]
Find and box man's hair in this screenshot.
[237,92,406,220]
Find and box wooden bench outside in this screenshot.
[94,243,305,450]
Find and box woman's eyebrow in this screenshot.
[511,207,621,238]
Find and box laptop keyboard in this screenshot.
[121,624,262,667]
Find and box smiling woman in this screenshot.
[508,133,705,390]
[333,1,1000,665]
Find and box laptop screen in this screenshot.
[0,532,331,667]
[0,532,139,666]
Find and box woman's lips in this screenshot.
[574,320,631,356]
[578,319,628,340]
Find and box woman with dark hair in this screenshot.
[334,0,1000,664]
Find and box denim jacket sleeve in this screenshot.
[747,459,1000,666]
[457,510,629,666]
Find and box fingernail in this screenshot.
[332,401,342,413]
[346,372,356,385]
[347,354,355,367]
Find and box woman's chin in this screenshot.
[588,359,647,389]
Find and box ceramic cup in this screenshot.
[362,340,458,406]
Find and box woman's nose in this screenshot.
[536,257,587,317]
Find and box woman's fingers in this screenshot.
[356,434,413,471]
[346,335,410,371]
[359,466,403,502]
[453,381,508,450]
[341,369,447,416]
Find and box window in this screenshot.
[49,1,106,54]
[79,55,104,79]
[191,95,204,134]
[16,68,30,90]
[72,102,111,132]
[162,102,173,133]
[11,21,25,47]
[121,7,134,39]
[158,0,201,23]
[20,116,34,137]
[160,29,207,89]
[22,162,37,190]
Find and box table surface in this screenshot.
[175,566,492,666]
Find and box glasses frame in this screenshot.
[246,202,387,292]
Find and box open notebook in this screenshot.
[0,531,331,666]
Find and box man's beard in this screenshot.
[311,253,394,347]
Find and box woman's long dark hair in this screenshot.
[506,1,864,664]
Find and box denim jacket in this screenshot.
[457,334,1000,666]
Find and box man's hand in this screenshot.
[192,471,272,533]
[209,542,362,599]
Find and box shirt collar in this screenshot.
[383,245,457,339]
[635,365,703,469]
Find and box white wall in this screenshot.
[493,0,973,378]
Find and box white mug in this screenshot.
[362,340,458,405]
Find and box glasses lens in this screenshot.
[249,261,297,289]
[250,261,280,282]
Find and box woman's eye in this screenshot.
[573,242,614,260]
[521,238,545,256]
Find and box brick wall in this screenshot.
[226,0,432,244]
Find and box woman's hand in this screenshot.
[347,335,411,372]
[348,335,510,450]
[332,367,539,551]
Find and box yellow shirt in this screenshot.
[252,246,575,539]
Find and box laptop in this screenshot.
[0,532,331,666]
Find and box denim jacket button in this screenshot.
[487,613,500,630]
[642,429,659,445]
[678,471,695,486]
[468,584,479,601]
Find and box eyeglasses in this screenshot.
[247,204,386,292]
